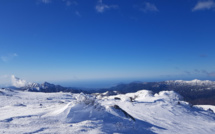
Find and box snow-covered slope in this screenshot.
[0,88,215,134]
[195,105,215,112]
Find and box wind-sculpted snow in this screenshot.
[0,88,215,134]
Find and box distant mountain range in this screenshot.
[10,75,83,93]
[8,75,215,105]
[99,79,215,105]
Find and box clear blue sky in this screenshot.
[0,0,215,87]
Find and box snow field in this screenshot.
[0,88,215,134]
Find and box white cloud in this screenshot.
[192,0,215,11]
[75,11,81,17]
[139,2,159,12]
[41,0,51,4]
[11,75,29,88]
[62,0,78,6]
[95,0,118,13]
[1,53,18,62]
[66,1,72,6]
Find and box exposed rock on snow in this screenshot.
[113,105,136,121]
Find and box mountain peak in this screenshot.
[42,81,51,85]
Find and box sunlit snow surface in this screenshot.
[0,89,215,134]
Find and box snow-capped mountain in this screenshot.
[0,88,214,134]
[11,75,41,90]
[100,79,215,105]
[9,76,215,105]
[107,79,215,93]
[165,79,215,87]
[10,75,81,93]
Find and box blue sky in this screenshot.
[0,0,215,87]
